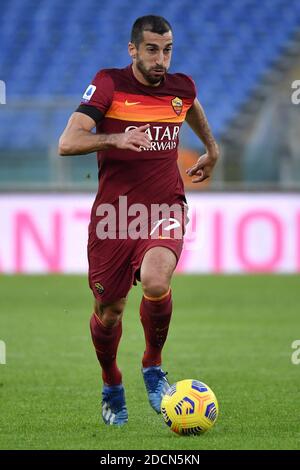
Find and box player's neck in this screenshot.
[131,64,163,88]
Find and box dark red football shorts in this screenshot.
[87,206,187,303]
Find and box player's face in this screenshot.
[129,31,173,86]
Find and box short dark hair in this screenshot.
[131,15,172,47]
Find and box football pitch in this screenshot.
[0,274,299,450]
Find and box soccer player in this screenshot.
[58,15,219,426]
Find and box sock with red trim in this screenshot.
[90,313,122,386]
[140,289,172,368]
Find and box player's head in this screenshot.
[128,15,173,86]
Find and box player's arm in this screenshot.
[185,98,219,183]
[58,111,151,156]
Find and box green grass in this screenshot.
[0,274,299,450]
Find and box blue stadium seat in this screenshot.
[0,0,300,149]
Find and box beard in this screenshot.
[136,57,167,85]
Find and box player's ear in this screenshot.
[128,42,137,60]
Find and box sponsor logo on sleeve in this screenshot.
[82,84,96,101]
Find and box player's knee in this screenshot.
[142,277,170,299]
[99,309,123,328]
[102,311,123,328]
[95,299,126,328]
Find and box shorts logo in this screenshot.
[94,282,104,294]
[82,84,96,101]
[150,218,181,236]
[171,97,183,116]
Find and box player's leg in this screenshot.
[139,246,176,413]
[90,297,126,385]
[90,297,128,425]
[140,246,175,367]
[87,236,135,426]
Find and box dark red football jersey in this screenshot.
[80,65,196,233]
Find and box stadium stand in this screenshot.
[1,0,300,183]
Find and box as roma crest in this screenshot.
[171,97,183,116]
[94,282,104,294]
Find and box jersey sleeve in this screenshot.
[176,73,197,110]
[75,70,114,124]
[183,75,197,109]
[187,75,197,100]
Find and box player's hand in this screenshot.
[186,145,219,183]
[116,124,151,152]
